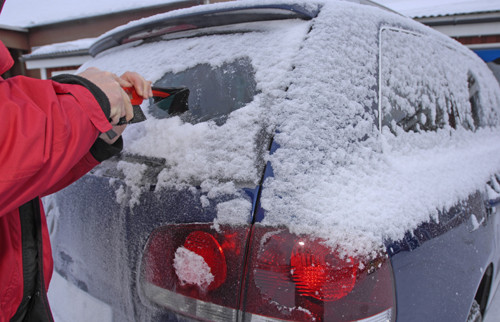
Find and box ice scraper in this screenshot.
[118,86,190,125]
[106,86,189,139]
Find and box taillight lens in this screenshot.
[176,231,227,290]
[290,238,358,301]
[242,226,396,322]
[140,224,249,320]
[140,224,395,322]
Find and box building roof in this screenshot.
[0,0,191,27]
[3,0,500,27]
[373,0,500,18]
[22,38,96,60]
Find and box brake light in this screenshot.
[140,224,395,322]
[242,226,396,322]
[175,231,227,290]
[290,239,358,301]
[140,224,249,320]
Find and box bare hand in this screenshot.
[78,68,152,144]
[78,68,152,125]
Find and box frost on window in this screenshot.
[153,57,258,126]
[380,28,480,133]
[467,72,481,130]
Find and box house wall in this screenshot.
[1,0,231,78]
[27,1,206,47]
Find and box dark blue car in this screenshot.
[44,0,500,321]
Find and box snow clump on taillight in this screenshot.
[173,247,214,289]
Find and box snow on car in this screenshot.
[45,0,500,321]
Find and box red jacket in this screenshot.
[0,41,119,321]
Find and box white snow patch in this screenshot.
[85,17,310,198]
[47,272,113,322]
[0,0,187,27]
[470,214,484,231]
[28,38,96,56]
[115,161,147,208]
[487,182,500,201]
[374,0,500,18]
[213,198,252,231]
[173,247,214,288]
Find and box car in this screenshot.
[487,58,500,85]
[43,0,500,321]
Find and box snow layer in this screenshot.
[3,0,499,29]
[80,0,500,258]
[0,0,186,27]
[173,247,214,288]
[28,38,96,56]
[258,1,500,257]
[374,0,500,18]
[85,18,310,192]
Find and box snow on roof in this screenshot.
[374,0,500,18]
[2,0,500,28]
[23,38,96,59]
[0,0,190,27]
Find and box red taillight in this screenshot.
[178,231,227,290]
[243,226,396,322]
[140,224,395,322]
[140,223,249,320]
[290,239,358,301]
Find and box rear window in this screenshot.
[152,57,258,125]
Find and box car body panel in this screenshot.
[387,191,499,321]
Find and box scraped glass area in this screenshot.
[153,57,258,125]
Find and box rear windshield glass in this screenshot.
[152,57,258,125]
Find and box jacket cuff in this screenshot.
[90,137,123,162]
[51,74,111,119]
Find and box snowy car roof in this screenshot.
[90,0,395,56]
[90,1,321,56]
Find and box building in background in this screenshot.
[416,10,500,63]
[375,0,500,82]
[2,0,500,79]
[374,0,500,60]
[0,0,230,79]
[414,10,500,83]
[21,38,94,79]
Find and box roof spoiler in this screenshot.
[90,3,321,56]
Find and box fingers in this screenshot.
[109,88,133,125]
[79,68,149,124]
[122,89,134,122]
[120,71,153,98]
[78,67,151,143]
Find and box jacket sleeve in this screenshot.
[0,74,117,217]
[41,137,124,197]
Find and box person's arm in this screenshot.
[41,137,123,197]
[39,70,152,196]
[0,70,151,217]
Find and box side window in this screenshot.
[379,27,477,133]
[467,73,481,130]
